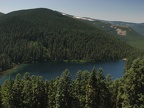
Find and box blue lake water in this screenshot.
[0,60,125,84]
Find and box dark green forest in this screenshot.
[0,8,144,108]
[0,58,144,108]
[80,18,144,50]
[0,8,143,72]
[0,12,4,16]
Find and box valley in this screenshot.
[72,16,144,50]
[0,8,140,73]
[0,7,144,108]
[0,60,125,84]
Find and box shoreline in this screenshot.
[0,59,126,79]
[0,64,25,79]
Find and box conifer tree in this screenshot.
[85,67,99,108]
[55,69,72,108]
[11,73,23,108]
[1,77,14,108]
[0,85,2,108]
[21,72,33,108]
[122,58,144,108]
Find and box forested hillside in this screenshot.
[0,58,144,108]
[0,8,141,72]
[80,19,144,50]
[109,21,144,36]
[0,8,144,108]
[0,12,4,16]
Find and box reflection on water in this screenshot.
[0,60,125,84]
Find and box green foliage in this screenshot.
[0,68,111,108]
[109,21,144,36]
[1,77,14,108]
[85,68,99,108]
[0,12,4,16]
[0,8,140,72]
[55,69,72,108]
[120,58,144,108]
[0,58,144,107]
[82,19,144,50]
[0,8,144,108]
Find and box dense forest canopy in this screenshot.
[80,19,144,50]
[0,58,144,108]
[0,8,142,72]
[0,8,144,108]
[0,12,4,16]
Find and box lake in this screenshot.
[0,60,125,84]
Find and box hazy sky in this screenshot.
[0,0,144,23]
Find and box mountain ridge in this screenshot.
[0,8,142,71]
[70,15,144,49]
[108,21,144,36]
[62,12,144,36]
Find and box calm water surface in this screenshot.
[0,60,125,84]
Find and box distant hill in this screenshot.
[0,8,141,71]
[109,21,144,36]
[61,13,144,36]
[77,18,144,50]
[63,13,144,49]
